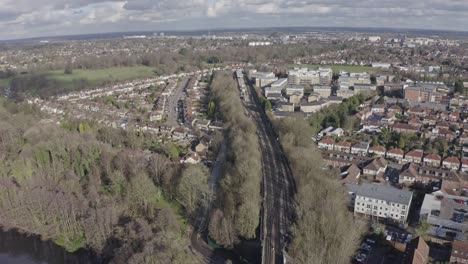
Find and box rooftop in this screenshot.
[346,183,413,205]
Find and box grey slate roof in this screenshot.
[346,183,413,205]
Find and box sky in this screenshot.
[1,0,468,40]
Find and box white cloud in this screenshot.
[79,2,126,24]
[0,0,467,39]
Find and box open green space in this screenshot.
[288,64,381,73]
[48,66,158,86]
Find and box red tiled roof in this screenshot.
[387,148,404,155]
[389,105,401,110]
[335,141,351,147]
[406,150,424,158]
[319,138,335,145]
[393,123,419,130]
[444,156,460,164]
[462,158,468,166]
[424,154,441,161]
[370,145,386,152]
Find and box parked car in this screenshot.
[355,253,367,263]
[366,238,376,245]
[360,243,372,251]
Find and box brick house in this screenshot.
[334,141,352,153]
[318,138,335,150]
[363,157,388,177]
[450,240,468,264]
[423,154,442,167]
[351,141,371,156]
[404,150,424,164]
[461,158,468,173]
[369,145,387,157]
[387,148,405,162]
[442,156,460,170]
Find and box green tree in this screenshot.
[397,135,406,149]
[454,80,465,94]
[208,100,216,118]
[415,220,431,240]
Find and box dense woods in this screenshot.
[0,99,202,263]
[208,72,262,247]
[273,117,365,264]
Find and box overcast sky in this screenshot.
[1,0,468,40]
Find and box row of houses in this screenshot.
[319,138,467,171]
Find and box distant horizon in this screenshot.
[2,0,467,41]
[2,25,468,42]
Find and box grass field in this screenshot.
[48,66,158,86]
[0,66,159,91]
[288,64,381,73]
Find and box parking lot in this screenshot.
[353,225,413,264]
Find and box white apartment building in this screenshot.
[285,85,305,97]
[288,67,332,86]
[270,78,288,89]
[346,183,413,224]
[265,87,283,98]
[313,86,332,98]
[337,89,355,99]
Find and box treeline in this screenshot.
[208,72,262,247]
[273,117,365,263]
[0,99,204,263]
[9,74,90,100]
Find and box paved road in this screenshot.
[166,77,189,127]
[243,77,296,264]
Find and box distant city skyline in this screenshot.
[1,0,468,40]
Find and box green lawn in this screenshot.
[0,66,159,91]
[288,64,381,74]
[48,66,158,86]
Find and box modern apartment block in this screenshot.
[288,67,332,85]
[404,82,447,103]
[420,190,468,241]
[346,183,413,224]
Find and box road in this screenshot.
[243,76,296,264]
[166,77,189,127]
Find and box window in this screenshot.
[402,205,406,209]
[367,205,371,209]
[357,202,360,206]
[374,206,378,210]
